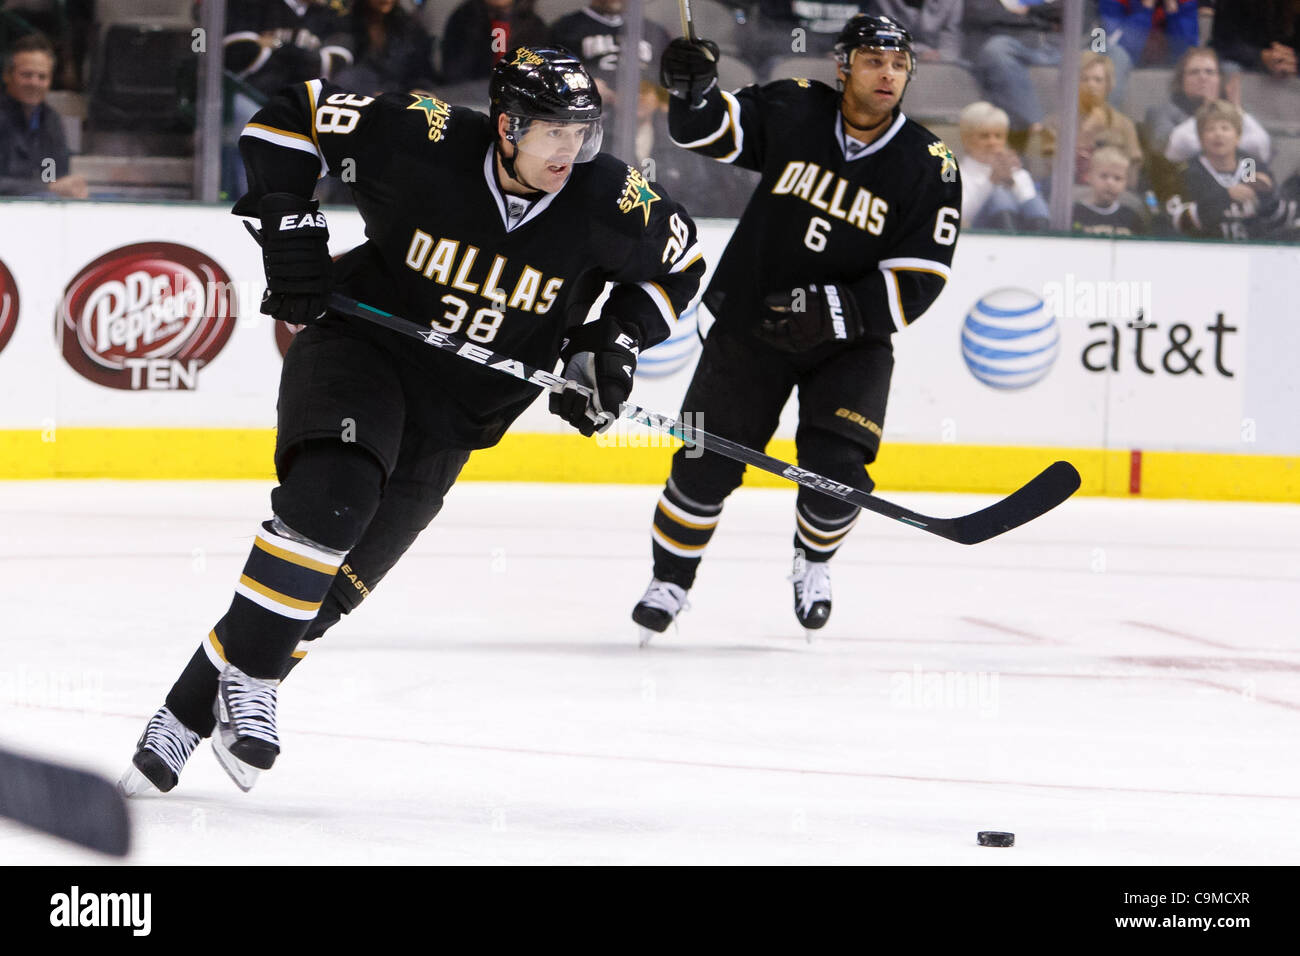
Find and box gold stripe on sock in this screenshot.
[238,574,325,613]
[253,535,340,575]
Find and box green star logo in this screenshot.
[929,140,957,179]
[407,93,448,123]
[629,180,659,225]
[618,168,660,225]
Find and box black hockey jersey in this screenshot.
[549,9,671,78]
[224,0,354,96]
[1170,153,1288,242]
[1071,199,1147,236]
[235,79,704,448]
[667,78,962,338]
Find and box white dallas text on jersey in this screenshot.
[771,161,889,234]
[404,229,564,315]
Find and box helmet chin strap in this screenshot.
[495,137,544,195]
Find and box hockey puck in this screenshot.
[977,831,1015,847]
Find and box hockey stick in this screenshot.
[678,0,698,41]
[324,293,1081,545]
[0,747,131,856]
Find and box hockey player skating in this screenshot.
[121,48,704,795]
[633,15,962,640]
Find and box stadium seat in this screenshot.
[1028,65,1065,117]
[902,62,980,124]
[717,55,755,92]
[86,23,194,135]
[95,0,194,26]
[645,0,746,58]
[1236,73,1300,135]
[1124,68,1174,128]
[764,54,839,86]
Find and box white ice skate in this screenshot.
[119,705,201,796]
[790,549,832,639]
[632,578,690,646]
[212,662,281,792]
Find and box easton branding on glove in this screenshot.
[756,283,865,353]
[549,317,641,436]
[256,193,333,327]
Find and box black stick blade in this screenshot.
[942,461,1082,545]
[0,748,131,856]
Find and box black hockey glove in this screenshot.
[256,192,332,327]
[660,37,720,108]
[549,317,641,437]
[755,283,866,353]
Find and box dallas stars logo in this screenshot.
[510,48,544,68]
[618,166,660,225]
[407,92,451,141]
[928,140,957,180]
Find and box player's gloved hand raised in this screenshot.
[256,192,332,327]
[549,317,641,437]
[660,37,720,108]
[755,283,866,353]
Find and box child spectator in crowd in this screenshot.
[335,0,436,94]
[1169,99,1288,240]
[1210,0,1300,77]
[1072,145,1148,235]
[441,0,548,83]
[0,33,87,197]
[1043,51,1143,187]
[959,100,1050,230]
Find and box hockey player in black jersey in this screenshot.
[120,48,704,795]
[633,15,962,640]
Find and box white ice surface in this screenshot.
[2,480,1298,865]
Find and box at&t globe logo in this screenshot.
[960,288,1059,390]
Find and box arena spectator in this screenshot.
[1072,144,1148,234]
[335,0,436,94]
[751,1,869,74]
[1210,0,1299,77]
[550,0,672,98]
[1099,0,1199,67]
[1168,98,1288,239]
[441,0,549,84]
[966,0,1064,134]
[1042,51,1143,186]
[223,0,355,98]
[1158,49,1272,163]
[958,100,1050,230]
[865,0,964,62]
[0,33,87,197]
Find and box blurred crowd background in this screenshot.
[2,0,1298,240]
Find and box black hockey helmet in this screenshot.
[834,14,916,76]
[490,47,604,163]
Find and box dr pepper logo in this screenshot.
[0,258,18,356]
[56,242,238,390]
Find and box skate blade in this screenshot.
[117,764,159,798]
[211,736,260,793]
[638,625,662,648]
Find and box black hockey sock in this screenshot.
[163,645,221,737]
[212,519,348,679]
[792,499,859,563]
[650,478,723,589]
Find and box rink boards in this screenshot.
[0,201,1296,501]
